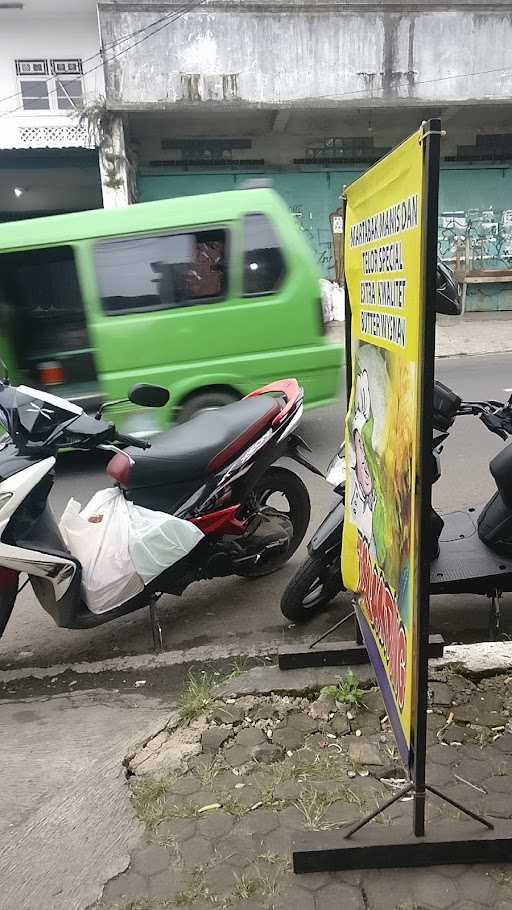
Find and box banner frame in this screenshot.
[411,117,441,836]
[286,120,512,874]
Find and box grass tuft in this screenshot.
[231,873,260,901]
[129,775,176,831]
[321,670,366,708]
[177,660,249,726]
[177,670,219,726]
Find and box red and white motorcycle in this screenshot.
[0,376,320,643]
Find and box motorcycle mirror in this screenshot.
[128,383,170,408]
[435,261,462,316]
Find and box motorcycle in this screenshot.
[281,263,512,638]
[0,374,320,642]
[281,386,512,637]
[280,440,347,623]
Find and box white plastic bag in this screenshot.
[59,488,144,614]
[331,282,345,323]
[320,278,334,323]
[59,489,204,614]
[126,501,204,583]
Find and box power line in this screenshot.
[2,5,512,120]
[102,0,210,70]
[0,0,208,108]
[276,62,512,105]
[0,0,209,114]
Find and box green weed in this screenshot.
[177,670,219,725]
[129,775,176,831]
[321,671,366,708]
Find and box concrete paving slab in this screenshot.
[0,688,171,910]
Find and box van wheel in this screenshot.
[176,390,240,423]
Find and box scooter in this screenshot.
[281,263,512,638]
[0,374,320,645]
[281,390,512,638]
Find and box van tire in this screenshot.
[176,389,240,423]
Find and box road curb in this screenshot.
[2,639,512,686]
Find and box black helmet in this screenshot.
[436,260,461,315]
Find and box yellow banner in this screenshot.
[341,128,425,764]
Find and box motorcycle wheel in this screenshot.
[237,466,311,578]
[280,551,344,623]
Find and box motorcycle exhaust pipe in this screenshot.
[233,538,288,570]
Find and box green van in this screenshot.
[0,187,342,434]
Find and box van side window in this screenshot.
[242,214,287,296]
[95,229,227,315]
[0,245,89,359]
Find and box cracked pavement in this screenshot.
[93,666,512,910]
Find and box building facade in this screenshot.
[93,0,512,310]
[0,0,116,220]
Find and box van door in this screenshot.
[0,245,100,408]
[86,224,236,428]
[86,207,332,426]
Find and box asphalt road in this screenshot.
[1,352,511,670]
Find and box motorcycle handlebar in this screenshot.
[453,395,512,440]
[479,410,509,441]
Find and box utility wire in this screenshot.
[2,4,512,120]
[0,0,209,115]
[276,62,512,105]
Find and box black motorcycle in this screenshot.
[281,264,512,638]
[281,385,512,637]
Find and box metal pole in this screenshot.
[309,610,356,650]
[426,785,494,831]
[344,782,414,840]
[413,118,441,838]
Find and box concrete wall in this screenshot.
[98,0,512,109]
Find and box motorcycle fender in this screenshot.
[285,434,324,478]
[308,498,345,555]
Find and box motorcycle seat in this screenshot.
[116,395,282,487]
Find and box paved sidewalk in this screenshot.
[93,664,512,910]
[436,311,512,358]
[327,311,512,358]
[0,688,171,910]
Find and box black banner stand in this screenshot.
[278,604,445,670]
[285,120,512,874]
[278,610,445,670]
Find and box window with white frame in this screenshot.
[15,58,83,111]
